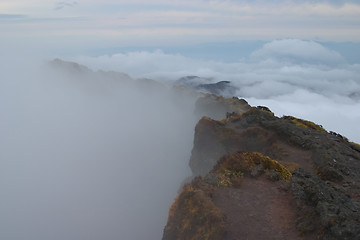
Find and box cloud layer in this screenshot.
[250,39,346,65]
[73,39,360,143]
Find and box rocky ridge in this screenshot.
[163,94,360,240]
[45,59,360,239]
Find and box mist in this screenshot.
[0,57,198,240]
[72,39,360,143]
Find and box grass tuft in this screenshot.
[163,179,227,240]
[282,116,327,132]
[213,151,292,182]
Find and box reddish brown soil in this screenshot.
[213,177,312,240]
[276,141,315,173]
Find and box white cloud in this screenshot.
[71,39,360,142]
[250,39,346,65]
[246,90,360,142]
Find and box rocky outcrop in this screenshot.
[195,81,236,96]
[175,76,237,96]
[291,168,360,239]
[164,101,360,239]
[195,94,251,120]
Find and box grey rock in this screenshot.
[291,168,360,240]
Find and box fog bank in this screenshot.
[0,58,197,240]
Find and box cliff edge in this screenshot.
[163,96,360,240]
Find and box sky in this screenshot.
[1,0,360,54]
[1,1,360,240]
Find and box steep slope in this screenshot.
[163,100,360,239]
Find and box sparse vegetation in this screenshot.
[163,178,227,240]
[216,168,243,187]
[282,115,327,132]
[213,151,292,183]
[168,96,360,240]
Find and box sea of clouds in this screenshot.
[73,39,360,143]
[1,38,359,240]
